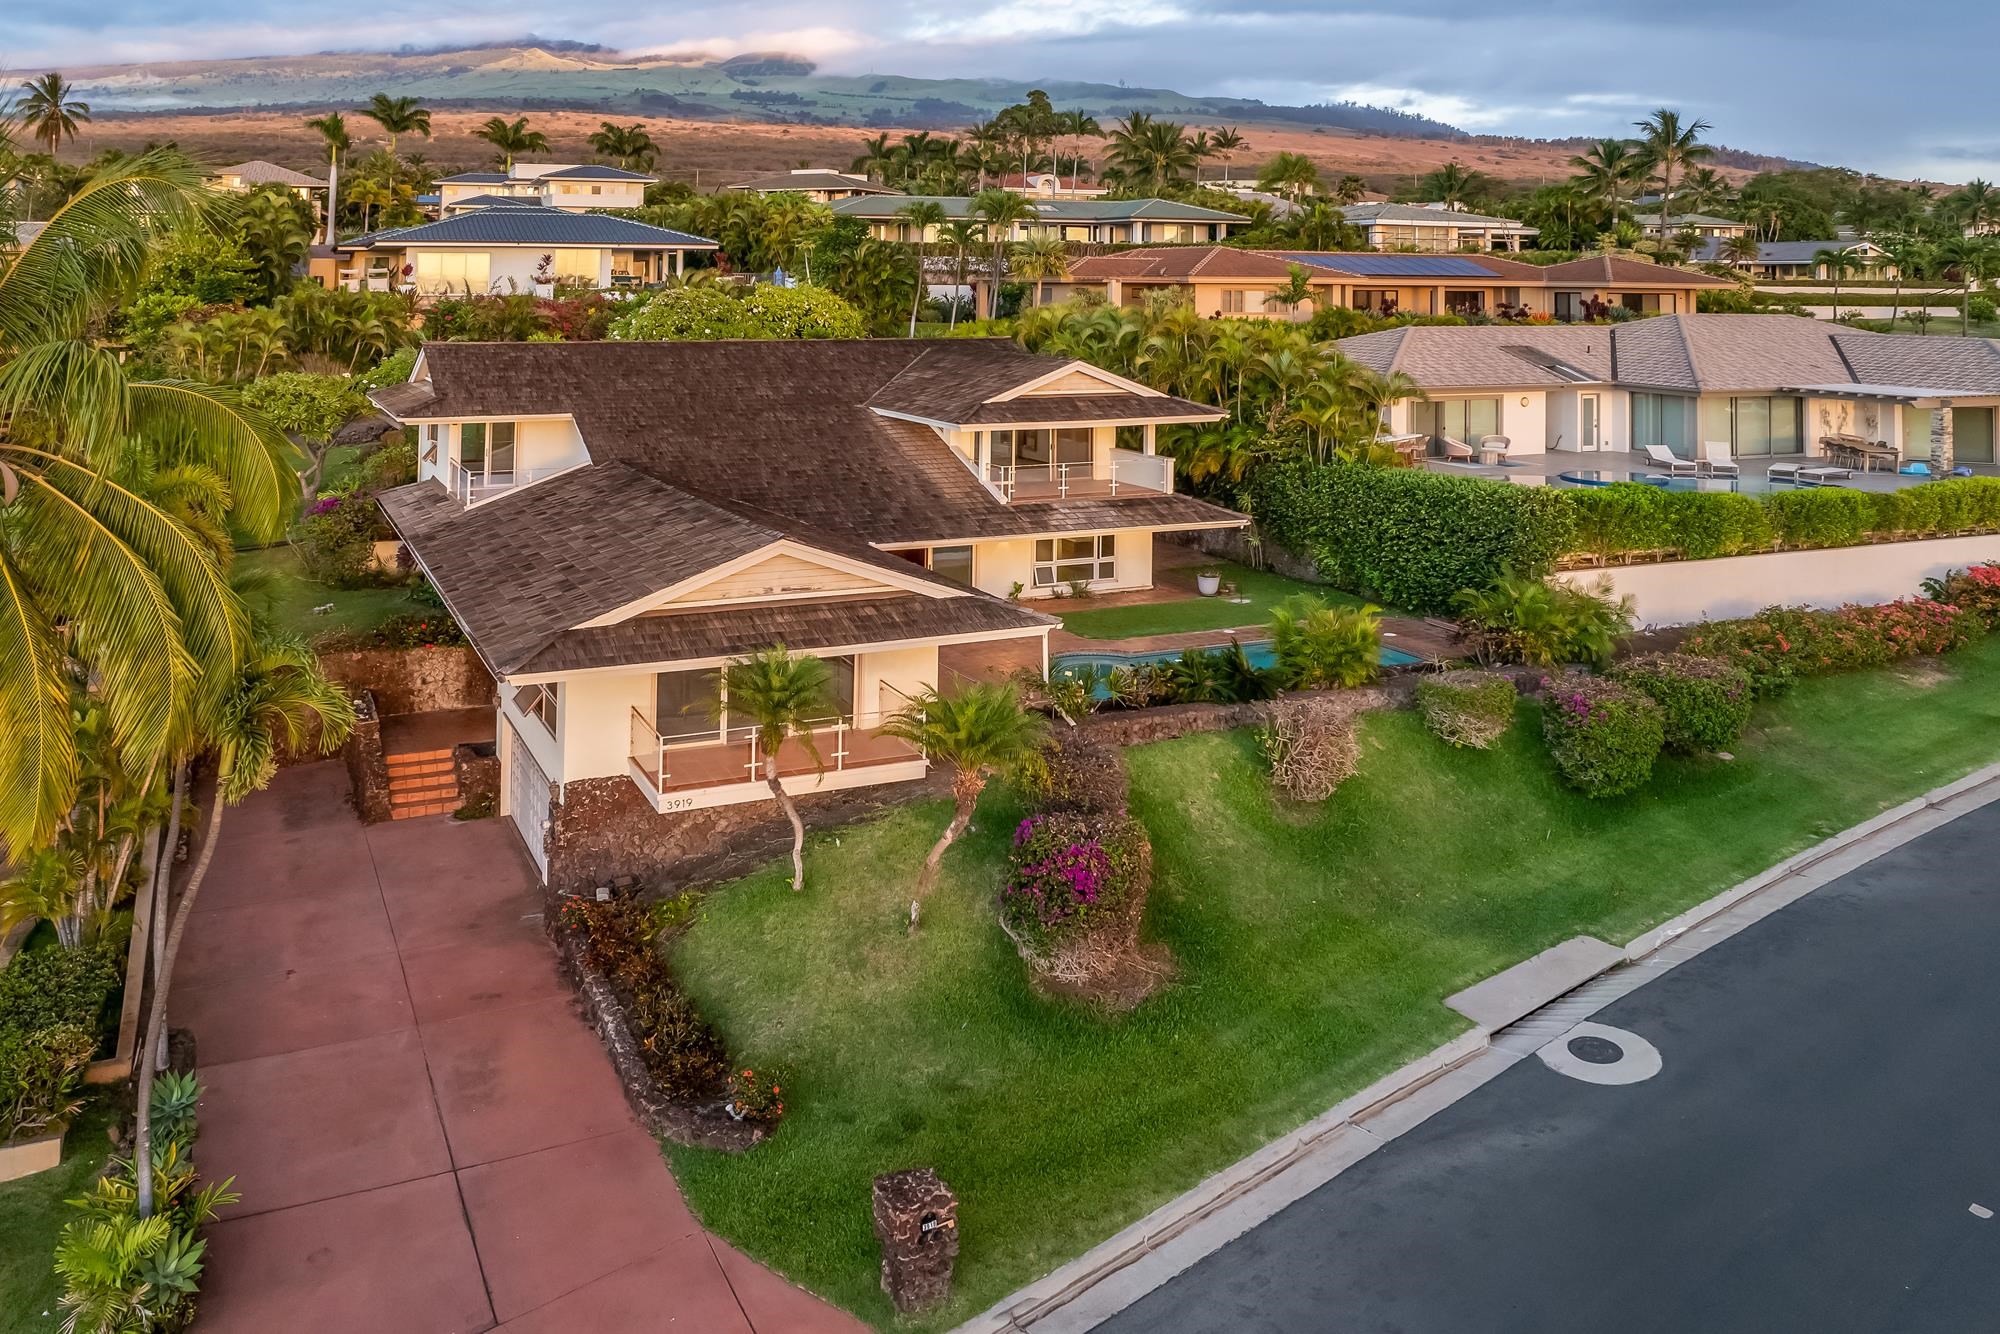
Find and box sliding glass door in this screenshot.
[1413,398,1502,446]
[654,656,858,746]
[1730,396,1803,456]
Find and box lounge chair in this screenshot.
[1696,440,1740,478]
[1642,444,1698,477]
[1478,434,1512,464]
[1438,435,1476,462]
[1799,466,1854,486]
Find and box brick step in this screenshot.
[389,779,459,802]
[390,790,459,813]
[390,798,459,820]
[385,754,455,773]
[384,747,454,764]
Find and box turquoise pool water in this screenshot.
[1052,639,1422,697]
[1555,469,1790,496]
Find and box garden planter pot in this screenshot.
[0,1124,66,1183]
[1196,572,1222,597]
[532,281,556,298]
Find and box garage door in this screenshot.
[505,721,551,880]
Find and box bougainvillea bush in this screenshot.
[1612,653,1755,755]
[1000,813,1146,952]
[1681,599,1984,695]
[1539,674,1665,798]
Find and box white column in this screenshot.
[1142,423,1157,456]
[674,249,684,276]
[975,431,991,482]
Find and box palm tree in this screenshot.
[971,188,1036,318]
[133,634,354,1215]
[238,190,312,302]
[1567,138,1644,239]
[1060,110,1105,194]
[896,200,948,334]
[1208,126,1245,188]
[1289,201,1348,251]
[1105,113,1199,194]
[1011,233,1071,310]
[1263,263,1318,318]
[1813,245,1864,321]
[360,93,431,157]
[720,646,833,893]
[850,133,895,184]
[1934,235,2000,334]
[1678,165,1733,216]
[1876,232,1930,326]
[1952,179,1999,236]
[1721,232,1764,267]
[472,116,548,171]
[938,219,984,330]
[0,150,296,858]
[879,682,1047,930]
[1257,151,1320,205]
[304,111,350,244]
[1335,174,1367,206]
[1422,161,1483,211]
[589,122,658,172]
[19,73,90,156]
[1634,108,1713,237]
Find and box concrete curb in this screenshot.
[953,758,2000,1334]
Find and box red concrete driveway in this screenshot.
[179,761,865,1334]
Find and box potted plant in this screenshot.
[1196,567,1223,597]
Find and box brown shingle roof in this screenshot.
[1534,255,1733,288]
[517,593,1054,675]
[1065,247,1329,282]
[370,381,438,417]
[1335,325,1615,388]
[1831,332,2000,394]
[955,394,1223,425]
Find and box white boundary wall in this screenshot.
[1553,534,2000,626]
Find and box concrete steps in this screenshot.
[386,748,459,820]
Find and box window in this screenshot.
[1444,290,1485,316]
[549,250,599,283]
[413,250,491,293]
[655,668,721,743]
[1033,534,1116,588]
[1553,291,1583,322]
[1632,393,1696,455]
[928,545,975,587]
[1221,289,1247,314]
[1354,289,1397,314]
[515,683,558,737]
[1415,398,1502,445]
[990,429,1094,471]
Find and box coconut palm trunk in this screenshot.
[910,769,985,932]
[762,748,807,893]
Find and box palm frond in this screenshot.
[125,380,298,541]
[0,550,76,858]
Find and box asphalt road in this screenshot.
[1094,807,2000,1334]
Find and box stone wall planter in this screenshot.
[0,1124,66,1183]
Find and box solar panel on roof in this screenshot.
[1290,254,1500,278]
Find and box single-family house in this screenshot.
[1635,212,1750,242]
[725,169,902,203]
[1056,247,1732,321]
[333,205,718,294]
[434,163,654,214]
[1328,202,1539,253]
[831,195,1247,245]
[997,172,1108,199]
[207,159,329,206]
[1691,237,1894,281]
[367,338,1240,875]
[1337,313,2000,465]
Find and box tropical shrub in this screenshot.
[1252,461,1577,613]
[1922,563,2000,629]
[355,346,418,391]
[1268,595,1382,689]
[1540,675,1665,798]
[1612,653,1755,754]
[608,283,865,340]
[555,896,729,1100]
[55,1072,237,1334]
[1000,812,1146,951]
[1565,484,1773,561]
[0,939,123,1038]
[725,1067,786,1124]
[1261,696,1361,801]
[291,490,383,586]
[1763,486,1874,549]
[1682,599,1984,694]
[1453,572,1635,669]
[1016,727,1129,817]
[1168,642,1274,703]
[0,1023,95,1141]
[1414,670,1519,749]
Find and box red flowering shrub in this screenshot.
[1924,563,2000,630]
[1539,674,1664,797]
[1000,812,1145,951]
[1683,599,1984,695]
[726,1067,786,1123]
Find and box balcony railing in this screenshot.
[627,707,924,799]
[446,459,575,507]
[987,448,1174,501]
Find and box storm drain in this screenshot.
[1535,1022,1663,1085]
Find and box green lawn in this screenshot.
[0,1095,119,1334]
[665,639,2000,1329]
[1056,560,1362,641]
[235,546,416,642]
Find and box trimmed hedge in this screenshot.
[1612,653,1755,754]
[1540,675,1665,798]
[1254,467,2000,595]
[1251,462,1577,614]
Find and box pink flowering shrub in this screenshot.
[1539,674,1664,798]
[1682,598,1984,695]
[1001,812,1143,950]
[1923,563,2000,630]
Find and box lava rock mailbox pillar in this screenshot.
[872,1168,959,1313]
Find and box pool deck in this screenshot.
[1423,450,2000,494]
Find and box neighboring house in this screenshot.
[333,205,718,294]
[369,338,1238,871]
[1691,237,1894,280]
[997,172,1108,199]
[1058,247,1732,320]
[1337,313,2000,464]
[1330,202,1539,253]
[434,163,653,213]
[1635,212,1750,241]
[207,159,329,206]
[725,169,902,202]
[832,195,1247,245]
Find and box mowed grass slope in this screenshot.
[667,641,2000,1328]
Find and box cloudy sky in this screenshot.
[10,0,1999,180]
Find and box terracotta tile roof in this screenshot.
[727,170,898,194]
[1065,247,1326,282]
[1533,255,1733,288]
[517,593,1055,675]
[337,210,716,251]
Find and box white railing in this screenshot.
[627,707,924,800]
[987,448,1173,501]
[446,459,574,507]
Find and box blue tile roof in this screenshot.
[338,209,717,251]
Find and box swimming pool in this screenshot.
[1052,639,1422,696]
[1555,469,1792,496]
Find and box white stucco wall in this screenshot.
[1552,534,2000,626]
[972,527,1157,599]
[856,645,938,716]
[557,672,654,783]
